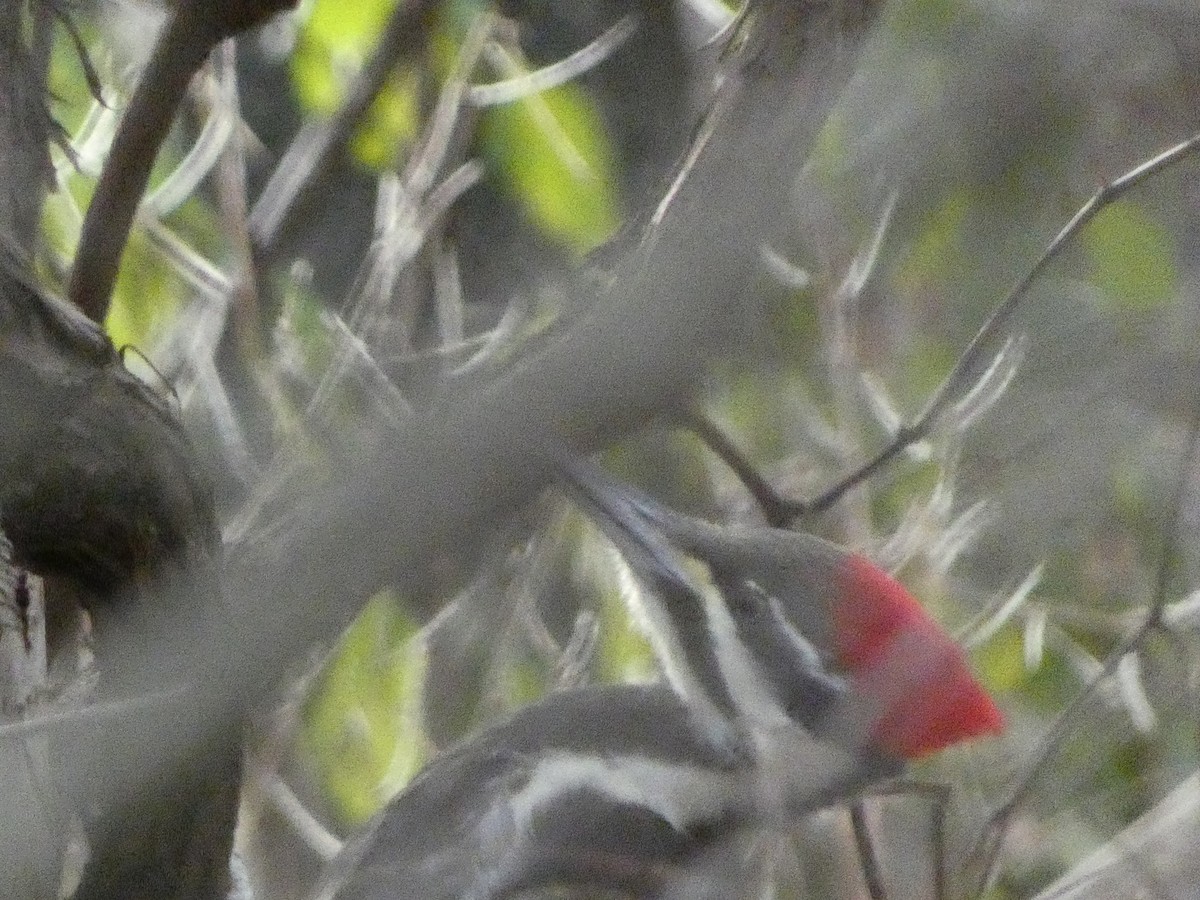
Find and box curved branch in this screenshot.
[67,0,298,323]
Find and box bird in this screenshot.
[318,452,1004,899]
[319,683,889,900]
[553,451,1005,759]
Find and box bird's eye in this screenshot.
[725,581,761,616]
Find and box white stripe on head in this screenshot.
[608,545,738,746]
[697,577,792,729]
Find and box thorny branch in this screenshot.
[665,134,1200,541]
[13,1,1199,897]
[0,3,891,896]
[965,397,1200,897]
[793,132,1200,519]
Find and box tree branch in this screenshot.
[1,2,888,895]
[67,0,299,323]
[213,0,891,692]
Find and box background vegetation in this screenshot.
[3,0,1199,897]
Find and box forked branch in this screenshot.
[681,134,1200,525]
[800,132,1200,518]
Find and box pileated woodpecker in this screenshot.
[320,455,1003,899]
[554,453,1005,760]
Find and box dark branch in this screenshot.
[67,0,299,323]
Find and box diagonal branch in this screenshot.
[2,2,889,896]
[224,0,892,689]
[798,131,1200,517]
[67,0,299,323]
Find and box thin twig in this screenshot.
[211,41,264,362]
[794,132,1200,520]
[675,408,795,526]
[967,386,1200,896]
[931,785,949,900]
[248,0,439,251]
[401,10,494,195]
[0,686,190,742]
[68,0,298,322]
[861,779,952,900]
[466,14,638,107]
[850,801,889,900]
[258,770,343,860]
[968,619,1154,895]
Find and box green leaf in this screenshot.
[478,83,621,256]
[292,0,396,113]
[291,0,418,167]
[303,591,427,824]
[105,231,184,349]
[350,68,420,168]
[976,627,1027,693]
[1084,200,1177,312]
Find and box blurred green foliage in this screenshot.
[106,233,186,349]
[291,0,421,168]
[475,82,620,255]
[292,0,620,254]
[302,591,428,824]
[292,0,401,115]
[1084,200,1177,314]
[44,14,222,350]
